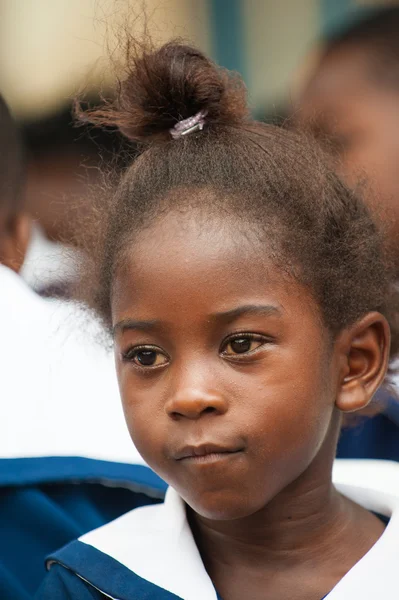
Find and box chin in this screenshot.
[181,487,264,521]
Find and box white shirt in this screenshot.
[21,224,79,292]
[0,264,144,465]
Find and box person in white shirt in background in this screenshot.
[0,94,164,600]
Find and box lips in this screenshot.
[174,443,244,461]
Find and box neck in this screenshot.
[187,414,386,600]
[190,468,346,568]
[189,413,349,568]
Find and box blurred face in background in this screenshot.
[296,45,399,267]
[25,149,100,246]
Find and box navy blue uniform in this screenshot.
[0,457,166,599]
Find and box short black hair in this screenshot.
[0,95,24,213]
[324,7,399,89]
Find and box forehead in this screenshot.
[111,210,317,322]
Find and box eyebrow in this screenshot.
[113,304,281,337]
[209,304,282,323]
[113,318,159,336]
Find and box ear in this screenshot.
[335,312,390,413]
[0,212,31,273]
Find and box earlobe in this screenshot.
[336,378,370,413]
[335,312,390,413]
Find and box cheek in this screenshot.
[122,393,168,468]
[238,378,335,515]
[116,363,167,466]
[248,369,333,459]
[234,352,334,470]
[252,342,335,458]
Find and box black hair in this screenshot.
[77,38,399,371]
[0,95,24,213]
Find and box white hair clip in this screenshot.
[170,110,207,139]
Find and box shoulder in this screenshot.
[330,460,399,598]
[0,464,165,597]
[333,458,399,497]
[35,563,104,599]
[41,490,217,600]
[42,533,184,600]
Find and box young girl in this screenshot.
[36,40,399,600]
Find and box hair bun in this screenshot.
[80,40,248,143]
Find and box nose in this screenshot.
[165,372,228,420]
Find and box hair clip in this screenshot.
[170,110,207,139]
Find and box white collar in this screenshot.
[329,460,399,598]
[80,485,217,600]
[80,459,399,600]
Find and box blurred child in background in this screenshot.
[295,6,399,461]
[0,95,165,600]
[20,104,129,297]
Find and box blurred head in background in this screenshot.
[296,7,399,270]
[0,95,30,272]
[21,104,129,247]
[19,103,131,296]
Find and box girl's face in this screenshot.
[112,212,340,520]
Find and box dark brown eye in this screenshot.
[123,347,169,368]
[136,350,158,365]
[222,335,265,356]
[230,338,251,353]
